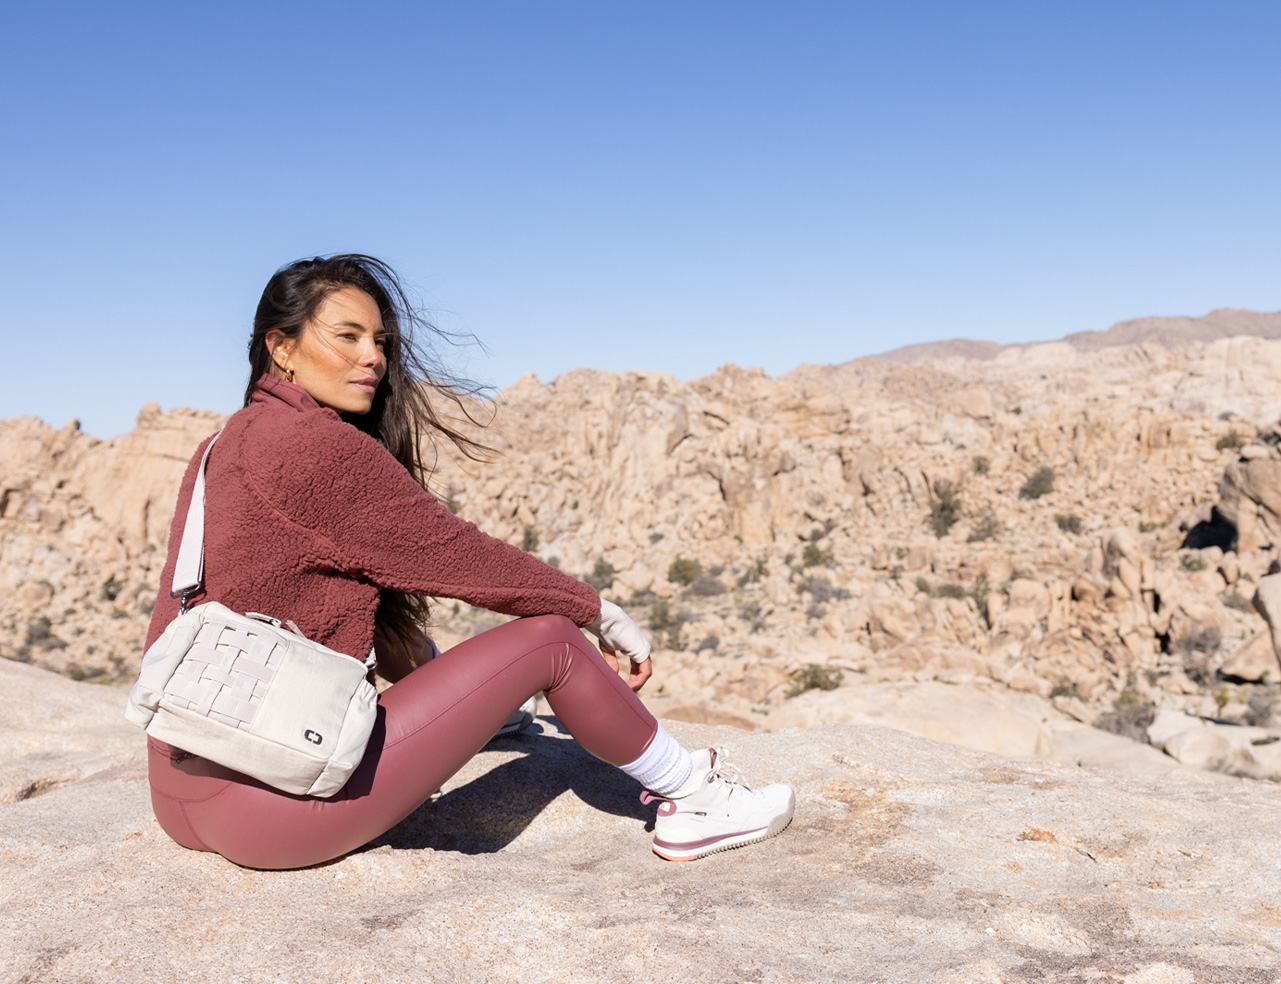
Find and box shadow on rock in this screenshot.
[364,722,653,855]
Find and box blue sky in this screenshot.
[3,1,1279,437]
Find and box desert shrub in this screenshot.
[1216,430,1246,452]
[801,542,834,568]
[972,455,990,476]
[586,557,615,590]
[1180,553,1206,572]
[1223,591,1254,612]
[26,616,51,642]
[1245,695,1281,727]
[967,509,1000,542]
[915,578,966,599]
[1174,626,1221,655]
[693,634,720,653]
[799,576,849,603]
[442,488,460,514]
[649,598,672,632]
[807,519,837,542]
[27,616,66,652]
[929,480,962,537]
[1054,513,1082,534]
[648,599,689,649]
[668,556,702,586]
[739,603,766,633]
[1095,702,1155,743]
[521,526,539,552]
[1019,467,1054,500]
[687,574,726,597]
[1175,627,1221,685]
[968,574,991,609]
[1049,679,1079,699]
[737,555,769,587]
[649,531,665,544]
[99,577,123,602]
[786,664,844,698]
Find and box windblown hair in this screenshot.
[246,254,492,661]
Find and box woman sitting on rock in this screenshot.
[141,253,794,869]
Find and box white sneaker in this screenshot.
[640,747,795,861]
[492,695,539,738]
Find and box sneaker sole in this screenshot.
[651,790,796,862]
[492,709,534,736]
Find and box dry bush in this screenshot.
[1019,467,1055,500]
[786,664,844,698]
[929,480,962,537]
[667,556,702,586]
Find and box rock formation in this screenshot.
[0,403,220,681]
[5,323,1281,781]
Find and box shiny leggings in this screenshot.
[147,615,659,870]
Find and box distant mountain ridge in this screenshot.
[878,307,1281,363]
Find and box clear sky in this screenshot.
[3,1,1279,438]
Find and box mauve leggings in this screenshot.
[147,615,659,870]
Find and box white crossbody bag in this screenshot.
[125,432,378,798]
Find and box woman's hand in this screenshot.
[587,599,653,693]
[600,648,653,692]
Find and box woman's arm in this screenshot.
[247,409,602,624]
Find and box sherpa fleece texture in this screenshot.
[144,374,601,660]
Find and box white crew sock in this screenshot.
[621,724,693,795]
[666,746,713,798]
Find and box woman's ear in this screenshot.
[265,330,295,374]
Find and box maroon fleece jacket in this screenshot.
[144,374,601,659]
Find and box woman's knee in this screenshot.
[502,613,587,649]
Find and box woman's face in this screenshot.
[267,287,388,414]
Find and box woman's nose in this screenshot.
[359,338,384,368]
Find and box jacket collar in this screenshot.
[249,373,324,413]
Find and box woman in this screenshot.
[143,254,794,869]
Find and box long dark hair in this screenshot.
[246,254,492,658]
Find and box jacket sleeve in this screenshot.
[241,409,602,626]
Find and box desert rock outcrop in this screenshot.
[5,330,1281,779]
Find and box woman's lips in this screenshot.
[351,378,379,394]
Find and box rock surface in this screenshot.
[2,659,1279,983]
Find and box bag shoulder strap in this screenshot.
[170,430,222,609]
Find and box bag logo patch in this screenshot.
[304,729,324,745]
